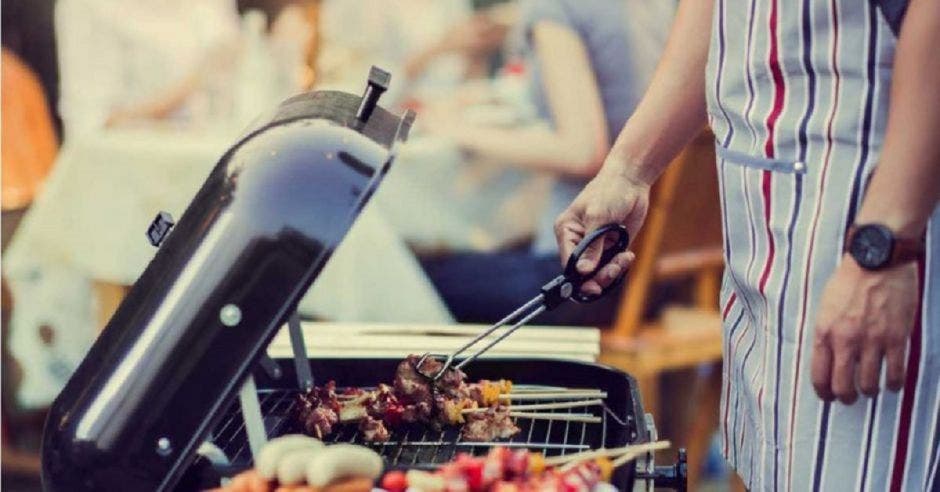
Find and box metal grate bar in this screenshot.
[210,386,620,470]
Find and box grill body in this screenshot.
[187,358,650,491]
[40,90,413,492]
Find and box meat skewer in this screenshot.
[382,440,668,492]
[461,398,603,413]
[294,355,523,443]
[499,390,607,401]
[544,440,672,467]
[509,386,604,393]
[507,412,601,423]
[294,355,615,444]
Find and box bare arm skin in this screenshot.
[812,0,940,404]
[553,0,715,292]
[430,20,610,177]
[105,72,203,127]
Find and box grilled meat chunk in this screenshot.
[359,415,390,442]
[461,406,519,442]
[295,355,519,443]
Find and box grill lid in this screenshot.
[41,68,413,492]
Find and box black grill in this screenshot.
[211,387,631,470]
[194,358,650,490]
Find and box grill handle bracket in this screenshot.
[635,449,688,492]
[288,312,314,391]
[237,376,267,458]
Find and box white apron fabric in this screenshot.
[705,0,939,490]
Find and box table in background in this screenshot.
[7,125,452,323]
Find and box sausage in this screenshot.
[404,470,445,492]
[304,444,383,487]
[321,477,374,492]
[256,435,323,480]
[225,470,270,492]
[276,448,323,485]
[273,486,316,492]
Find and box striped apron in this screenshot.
[705,0,940,490]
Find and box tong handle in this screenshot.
[563,223,629,303]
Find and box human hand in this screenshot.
[554,168,649,295]
[811,257,919,404]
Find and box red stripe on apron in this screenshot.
[723,292,738,320]
[890,259,925,492]
[754,1,786,459]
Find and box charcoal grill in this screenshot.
[40,68,686,491]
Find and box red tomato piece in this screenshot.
[380,471,407,492]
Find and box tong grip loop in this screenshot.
[563,223,629,303]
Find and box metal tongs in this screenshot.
[416,223,630,381]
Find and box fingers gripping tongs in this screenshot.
[416,223,629,381]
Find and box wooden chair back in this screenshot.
[1,48,58,211]
[612,130,723,337]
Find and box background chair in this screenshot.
[1,47,59,486]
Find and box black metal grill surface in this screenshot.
[212,387,632,469]
[200,358,648,489]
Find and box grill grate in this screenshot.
[210,385,626,470]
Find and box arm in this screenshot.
[55,0,124,133]
[553,0,714,290]
[440,20,609,177]
[600,0,713,185]
[105,72,202,127]
[812,0,940,404]
[853,3,940,234]
[56,1,206,132]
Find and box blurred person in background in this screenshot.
[317,0,506,103]
[55,0,241,135]
[418,0,673,325]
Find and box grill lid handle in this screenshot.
[356,66,391,124]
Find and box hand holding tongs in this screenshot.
[416,223,630,381]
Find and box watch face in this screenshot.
[850,225,893,269]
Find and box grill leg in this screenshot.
[238,375,267,458]
[288,312,314,391]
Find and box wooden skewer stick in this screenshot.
[508,412,601,423]
[511,387,603,393]
[610,441,671,469]
[499,391,607,401]
[462,399,604,414]
[544,440,671,468]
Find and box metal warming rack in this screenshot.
[39,68,686,491]
[214,387,624,467]
[191,356,685,491]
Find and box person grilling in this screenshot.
[419,0,673,325]
[556,0,940,489]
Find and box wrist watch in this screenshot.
[845,223,924,271]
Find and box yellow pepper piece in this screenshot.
[499,379,513,394]
[595,456,613,482]
[528,453,546,475]
[482,381,501,406]
[443,400,465,424]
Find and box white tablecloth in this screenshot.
[3,126,452,407]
